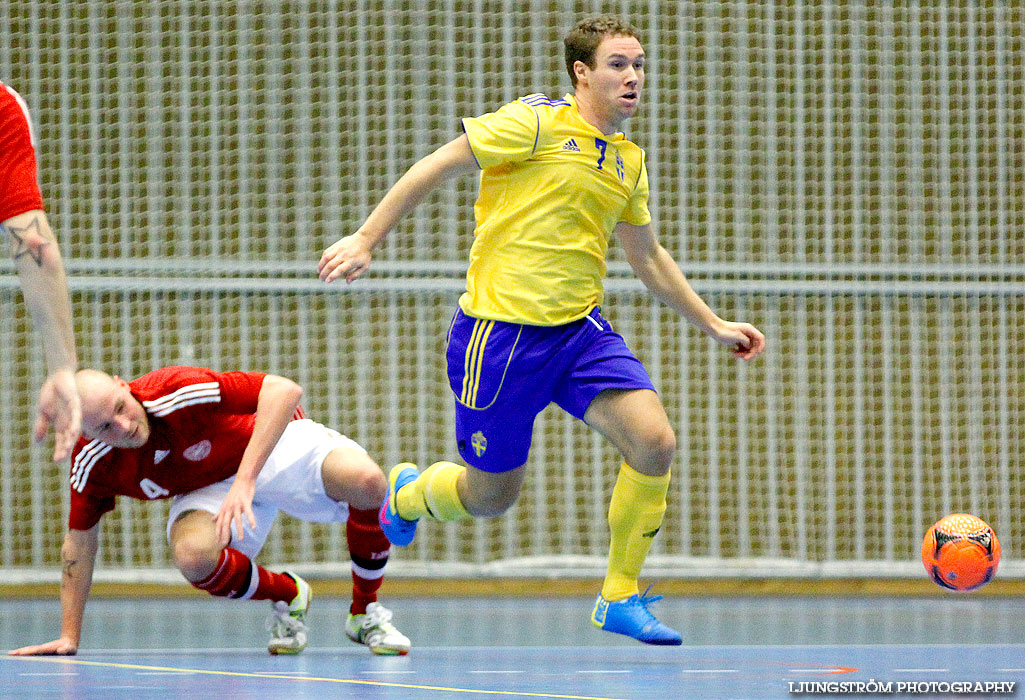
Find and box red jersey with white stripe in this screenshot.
[68,366,305,530]
[0,81,44,222]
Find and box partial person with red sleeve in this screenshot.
[9,366,410,657]
[0,81,80,461]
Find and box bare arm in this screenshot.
[213,374,304,543]
[318,134,479,284]
[616,221,765,360]
[2,209,81,460]
[9,525,98,655]
[3,210,76,373]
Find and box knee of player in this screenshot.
[321,448,388,508]
[655,425,677,458]
[347,464,388,510]
[171,533,221,580]
[637,425,676,470]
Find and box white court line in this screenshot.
[997,669,1025,672]
[681,670,739,674]
[358,670,416,674]
[577,670,631,674]
[18,672,78,676]
[84,648,259,655]
[893,669,949,673]
[468,670,526,674]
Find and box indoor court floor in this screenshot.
[2,596,1024,699]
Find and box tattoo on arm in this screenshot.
[61,557,78,582]
[5,216,51,267]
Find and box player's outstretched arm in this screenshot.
[8,526,98,656]
[616,221,766,361]
[213,374,304,544]
[318,134,479,284]
[3,209,81,460]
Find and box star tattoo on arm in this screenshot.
[3,216,51,267]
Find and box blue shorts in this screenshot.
[445,307,656,473]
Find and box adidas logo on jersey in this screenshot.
[562,138,580,152]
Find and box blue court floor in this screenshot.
[2,596,1024,699]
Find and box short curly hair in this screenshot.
[564,15,642,87]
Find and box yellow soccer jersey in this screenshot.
[460,93,651,326]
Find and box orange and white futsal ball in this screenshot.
[921,513,1000,592]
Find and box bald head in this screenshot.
[75,369,150,448]
[76,368,116,399]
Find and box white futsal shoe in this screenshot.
[345,602,411,656]
[267,572,312,655]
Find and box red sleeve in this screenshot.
[215,370,267,414]
[0,85,44,222]
[68,489,115,531]
[67,440,115,530]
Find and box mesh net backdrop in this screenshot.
[1,1,1023,580]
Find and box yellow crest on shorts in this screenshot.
[471,430,488,457]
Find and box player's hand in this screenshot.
[318,232,373,284]
[213,477,257,546]
[709,321,766,361]
[34,368,82,462]
[8,638,78,656]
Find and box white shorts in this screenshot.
[166,419,363,559]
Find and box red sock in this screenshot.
[346,507,390,614]
[192,548,298,603]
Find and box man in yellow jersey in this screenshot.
[319,15,765,645]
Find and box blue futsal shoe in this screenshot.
[591,585,682,645]
[378,463,420,546]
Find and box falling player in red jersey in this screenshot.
[0,81,80,461]
[9,365,410,656]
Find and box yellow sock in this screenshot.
[601,462,670,601]
[395,461,471,522]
